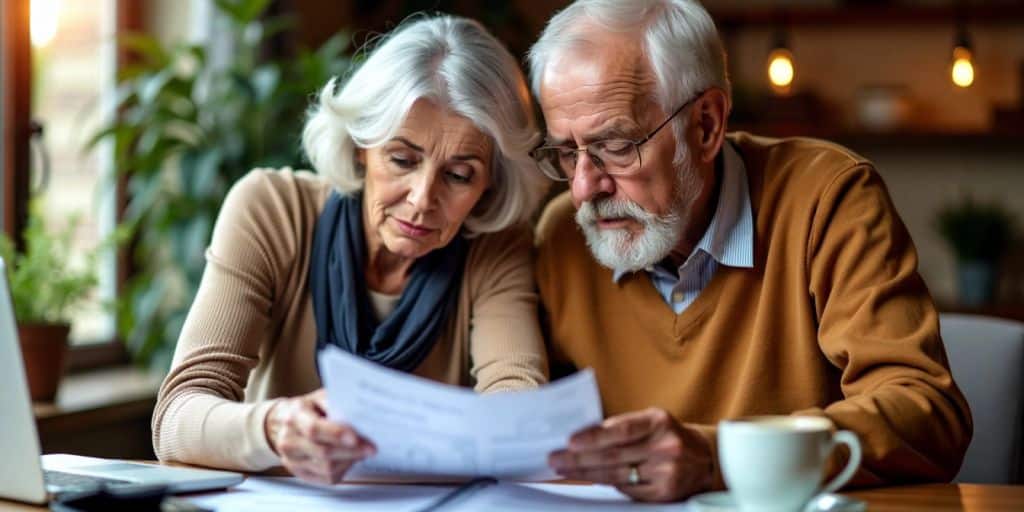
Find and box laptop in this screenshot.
[0,257,243,504]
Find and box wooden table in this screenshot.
[2,482,1023,510]
[845,483,1024,511]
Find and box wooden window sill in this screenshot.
[32,366,163,459]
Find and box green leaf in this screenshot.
[260,15,297,39]
[214,0,272,24]
[82,123,131,152]
[180,148,224,198]
[138,68,176,106]
[316,32,350,62]
[252,65,280,103]
[0,203,100,324]
[118,33,171,68]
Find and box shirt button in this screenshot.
[672,291,684,303]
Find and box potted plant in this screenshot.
[935,196,1016,306]
[0,208,98,401]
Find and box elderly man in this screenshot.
[529,0,972,503]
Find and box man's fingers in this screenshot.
[554,462,652,487]
[549,440,651,471]
[568,409,667,451]
[615,481,669,503]
[615,460,690,502]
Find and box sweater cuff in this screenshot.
[178,394,282,471]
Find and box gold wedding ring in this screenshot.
[628,464,641,485]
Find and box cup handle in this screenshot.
[819,430,862,495]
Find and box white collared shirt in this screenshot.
[612,142,754,314]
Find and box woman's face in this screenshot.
[359,99,493,260]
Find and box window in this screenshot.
[30,0,119,346]
[2,0,140,369]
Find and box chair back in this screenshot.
[940,313,1024,484]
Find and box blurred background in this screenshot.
[2,0,1023,458]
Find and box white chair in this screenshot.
[939,313,1024,484]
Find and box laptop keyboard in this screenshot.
[44,469,134,493]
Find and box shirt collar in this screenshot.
[612,141,754,282]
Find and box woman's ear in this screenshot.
[355,148,367,176]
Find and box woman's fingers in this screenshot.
[289,395,376,452]
[291,395,343,443]
[270,389,377,485]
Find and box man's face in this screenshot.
[537,35,703,271]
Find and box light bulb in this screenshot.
[768,48,795,93]
[30,0,61,47]
[951,46,974,88]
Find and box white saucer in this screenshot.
[689,491,866,512]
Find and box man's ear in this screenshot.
[690,87,729,165]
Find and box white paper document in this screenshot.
[317,346,603,480]
[187,477,693,512]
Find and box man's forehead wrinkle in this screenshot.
[540,32,664,142]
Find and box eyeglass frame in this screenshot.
[530,90,706,182]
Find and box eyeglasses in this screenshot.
[530,91,703,182]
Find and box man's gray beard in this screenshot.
[575,163,699,273]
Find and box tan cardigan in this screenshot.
[536,132,972,489]
[153,169,549,471]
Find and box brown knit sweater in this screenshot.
[535,132,972,488]
[153,168,548,471]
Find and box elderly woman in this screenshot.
[152,16,549,484]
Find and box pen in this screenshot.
[414,476,498,512]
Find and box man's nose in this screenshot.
[571,150,615,205]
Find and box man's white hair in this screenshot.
[528,0,731,156]
[303,15,548,235]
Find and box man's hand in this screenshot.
[548,408,714,502]
[265,388,376,484]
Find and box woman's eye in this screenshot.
[446,169,473,184]
[389,155,417,169]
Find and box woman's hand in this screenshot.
[265,388,376,484]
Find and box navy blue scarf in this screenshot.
[309,192,468,372]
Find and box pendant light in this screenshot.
[767,26,795,95]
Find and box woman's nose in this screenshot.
[407,170,439,212]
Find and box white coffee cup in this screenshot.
[718,416,861,512]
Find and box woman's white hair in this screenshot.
[303,15,547,235]
[528,0,730,154]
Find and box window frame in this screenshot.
[2,0,30,246]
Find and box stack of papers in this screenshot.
[187,477,691,511]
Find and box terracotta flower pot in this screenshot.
[17,323,71,402]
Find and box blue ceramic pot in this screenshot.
[957,260,997,307]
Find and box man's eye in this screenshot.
[600,140,633,155]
